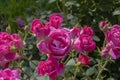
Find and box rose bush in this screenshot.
[0,13,120,80]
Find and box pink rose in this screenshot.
[106,24,120,46]
[30,19,50,38]
[49,13,63,29]
[5,52,20,60]
[74,35,96,53]
[11,34,23,49]
[109,47,120,59]
[101,41,120,59]
[78,55,91,65]
[0,52,20,67]
[70,27,80,38]
[45,22,51,28]
[101,24,120,59]
[0,68,21,80]
[0,45,10,57]
[80,26,94,36]
[0,32,12,45]
[37,29,71,59]
[101,42,113,58]
[101,46,120,59]
[101,42,120,59]
[37,57,64,79]
[0,56,9,67]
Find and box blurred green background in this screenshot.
[0,0,120,31]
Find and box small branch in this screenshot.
[73,64,79,80]
[95,60,108,80]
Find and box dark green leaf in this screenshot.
[93,35,100,42]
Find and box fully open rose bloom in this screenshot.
[37,57,64,79]
[106,25,120,46]
[78,55,91,65]
[30,19,50,38]
[101,41,120,59]
[37,29,71,59]
[49,13,63,29]
[0,68,21,80]
[74,35,96,53]
[101,24,120,59]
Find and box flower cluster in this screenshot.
[0,32,23,79]
[101,24,120,59]
[31,13,96,79]
[0,32,23,67]
[0,68,21,80]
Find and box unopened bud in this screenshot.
[18,31,24,40]
[24,25,29,33]
[99,21,110,31]
[6,25,11,34]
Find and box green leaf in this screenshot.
[29,60,39,69]
[31,73,50,80]
[107,77,115,80]
[81,77,88,80]
[28,45,33,50]
[65,1,76,7]
[93,35,100,42]
[66,59,75,66]
[36,75,50,80]
[86,67,97,76]
[113,9,120,15]
[48,0,56,3]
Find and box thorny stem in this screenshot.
[64,55,71,64]
[102,32,106,48]
[95,60,108,80]
[19,67,31,80]
[79,66,92,80]
[64,50,75,64]
[95,30,109,80]
[74,64,79,80]
[56,1,62,13]
[23,32,28,41]
[21,55,37,66]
